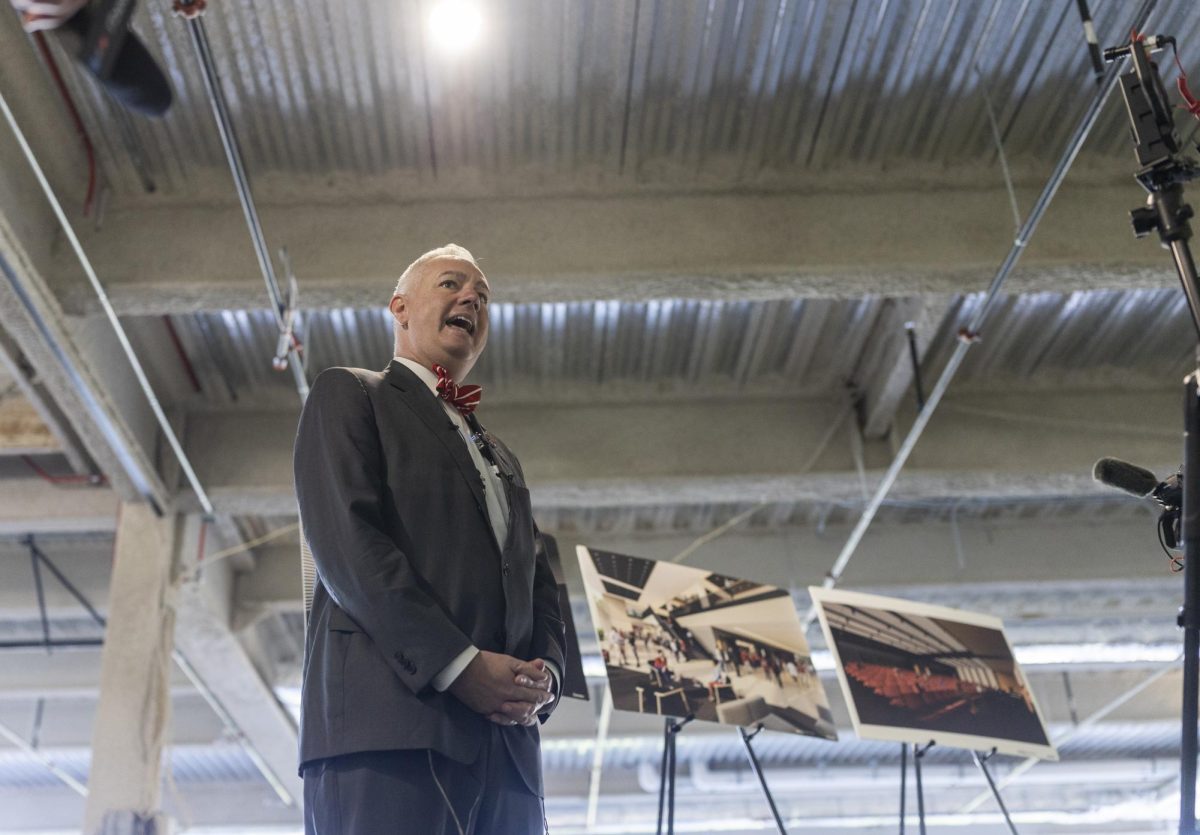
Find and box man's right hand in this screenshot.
[448,650,552,720]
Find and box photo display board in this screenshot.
[540,534,589,700]
[810,587,1057,760]
[577,546,836,739]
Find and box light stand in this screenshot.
[1185,376,1200,835]
[1105,31,1200,834]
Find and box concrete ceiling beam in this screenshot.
[53,183,1171,315]
[0,330,93,472]
[0,479,117,535]
[178,385,1179,515]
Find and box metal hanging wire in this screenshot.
[804,0,1158,625]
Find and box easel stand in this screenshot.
[656,714,694,835]
[912,740,934,835]
[1103,31,1200,834]
[738,724,788,834]
[972,748,1020,835]
[899,742,1021,833]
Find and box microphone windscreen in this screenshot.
[1092,457,1159,498]
[65,6,172,117]
[102,27,172,116]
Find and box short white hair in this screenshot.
[392,243,481,298]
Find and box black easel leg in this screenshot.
[972,750,1019,835]
[1183,372,1200,834]
[657,718,671,835]
[899,743,908,835]
[739,726,788,834]
[914,741,933,835]
[667,722,677,835]
[28,545,51,653]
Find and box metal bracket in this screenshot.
[171,0,206,20]
[273,248,304,373]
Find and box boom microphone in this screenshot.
[15,0,172,117]
[64,0,171,116]
[1092,456,1160,498]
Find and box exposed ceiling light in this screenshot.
[428,1,485,55]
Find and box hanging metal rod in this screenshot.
[175,1,308,402]
[170,647,295,807]
[0,90,214,517]
[0,718,88,797]
[0,638,103,650]
[805,0,1157,623]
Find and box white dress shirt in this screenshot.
[393,358,559,699]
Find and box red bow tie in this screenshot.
[433,364,482,415]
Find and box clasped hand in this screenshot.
[448,650,554,727]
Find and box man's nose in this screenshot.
[458,290,480,310]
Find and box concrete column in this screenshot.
[82,502,180,835]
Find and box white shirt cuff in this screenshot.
[432,646,479,691]
[543,659,562,702]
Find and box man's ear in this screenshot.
[389,295,408,330]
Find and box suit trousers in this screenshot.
[303,725,547,835]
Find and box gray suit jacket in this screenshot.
[293,361,567,795]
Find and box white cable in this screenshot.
[428,750,468,835]
[0,87,214,516]
[669,402,854,565]
[586,685,614,828]
[0,717,88,796]
[942,401,1179,438]
[976,61,1023,236]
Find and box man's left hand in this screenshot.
[488,658,555,726]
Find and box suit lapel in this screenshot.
[382,360,491,530]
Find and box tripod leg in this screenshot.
[972,751,1019,835]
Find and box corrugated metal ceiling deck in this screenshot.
[117,286,1194,410]
[41,0,1200,203]
[128,296,889,408]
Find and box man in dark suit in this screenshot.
[294,244,567,834]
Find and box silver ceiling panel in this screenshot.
[31,0,1200,203]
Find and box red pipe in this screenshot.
[21,455,104,485]
[162,315,203,394]
[196,517,208,563]
[31,31,97,216]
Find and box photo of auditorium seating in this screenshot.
[577,546,836,739]
[811,587,1057,760]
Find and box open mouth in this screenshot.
[444,315,475,335]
